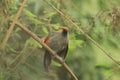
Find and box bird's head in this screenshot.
[58,27,69,36]
[60,27,69,31]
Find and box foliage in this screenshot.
[0,0,120,80]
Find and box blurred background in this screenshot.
[0,0,120,80]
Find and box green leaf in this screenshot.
[25,38,42,48]
[52,60,62,67]
[42,27,48,34]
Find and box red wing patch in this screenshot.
[44,36,50,45]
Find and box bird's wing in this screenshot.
[43,32,55,72]
[44,50,52,72]
[58,44,68,60]
[44,32,56,45]
[44,36,50,45]
[44,35,51,72]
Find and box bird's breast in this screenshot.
[48,35,68,53]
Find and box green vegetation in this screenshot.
[0,0,120,80]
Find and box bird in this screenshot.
[43,27,69,72]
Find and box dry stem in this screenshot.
[1,0,27,50]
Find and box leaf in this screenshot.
[53,24,60,30]
[42,27,48,34]
[25,38,42,48]
[15,27,21,32]
[52,60,62,67]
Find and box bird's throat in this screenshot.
[62,30,68,37]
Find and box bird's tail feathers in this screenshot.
[44,51,51,72]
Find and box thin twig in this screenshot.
[44,0,120,66]
[1,0,27,50]
[12,21,78,80]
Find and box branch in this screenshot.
[13,21,78,80]
[1,0,27,50]
[44,0,120,66]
